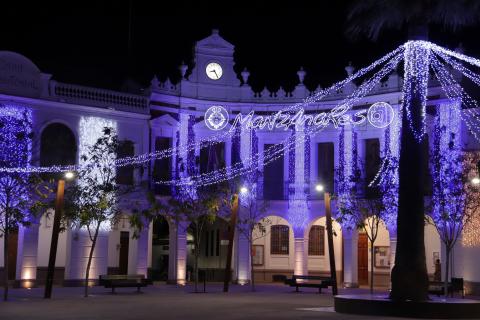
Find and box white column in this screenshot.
[168,221,188,285]
[343,229,359,288]
[135,224,149,277]
[294,237,308,277]
[234,219,251,285]
[16,222,40,287]
[388,227,397,288]
[64,228,108,284]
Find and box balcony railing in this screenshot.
[50,81,150,114]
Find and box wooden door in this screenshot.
[119,231,129,275]
[358,233,368,285]
[7,230,18,280]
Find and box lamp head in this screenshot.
[315,184,324,192]
[65,171,75,180]
[240,186,248,195]
[472,177,480,185]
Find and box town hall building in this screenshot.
[0,30,479,294]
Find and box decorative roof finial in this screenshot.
[455,43,465,54]
[241,68,250,86]
[345,61,355,76]
[297,66,306,84]
[179,61,188,79]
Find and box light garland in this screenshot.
[0,44,405,174]
[402,41,430,142]
[78,116,118,231]
[335,125,358,229]
[5,40,480,202]
[156,48,403,188]
[0,104,32,217]
[288,123,309,231]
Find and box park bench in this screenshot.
[99,274,153,294]
[284,275,334,293]
[428,278,464,298]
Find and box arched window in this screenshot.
[308,225,325,256]
[270,225,289,255]
[40,123,77,180]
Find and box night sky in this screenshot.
[2,1,480,93]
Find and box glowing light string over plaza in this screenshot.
[3,40,480,195]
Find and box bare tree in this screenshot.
[337,192,386,294]
[63,127,143,297]
[235,179,269,292]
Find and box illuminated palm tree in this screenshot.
[347,0,480,301]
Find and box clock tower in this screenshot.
[181,29,241,100]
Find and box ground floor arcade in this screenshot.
[1,200,479,294]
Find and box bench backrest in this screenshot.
[99,274,146,281]
[451,277,464,290]
[292,275,331,281]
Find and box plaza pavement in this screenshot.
[0,283,474,320]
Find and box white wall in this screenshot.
[108,215,140,274]
[37,211,67,267]
[361,219,390,273]
[307,217,342,272]
[424,219,441,275]
[253,216,294,271]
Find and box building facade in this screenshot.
[0,30,479,293]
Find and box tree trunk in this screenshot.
[370,239,374,294]
[250,241,255,292]
[444,246,451,298]
[390,23,430,302]
[84,224,100,298]
[193,227,199,293]
[3,217,8,301]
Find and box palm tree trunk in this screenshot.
[444,246,451,298]
[390,23,430,301]
[84,224,100,298]
[3,216,8,301]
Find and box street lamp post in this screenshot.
[44,172,74,299]
[316,184,338,295]
[223,186,247,293]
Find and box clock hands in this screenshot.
[209,69,219,78]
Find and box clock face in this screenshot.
[206,62,223,80]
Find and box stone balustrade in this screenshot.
[50,81,150,114]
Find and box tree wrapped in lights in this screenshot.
[429,104,480,296]
[0,106,33,301]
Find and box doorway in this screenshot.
[7,230,18,280]
[119,231,129,275]
[358,233,368,285]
